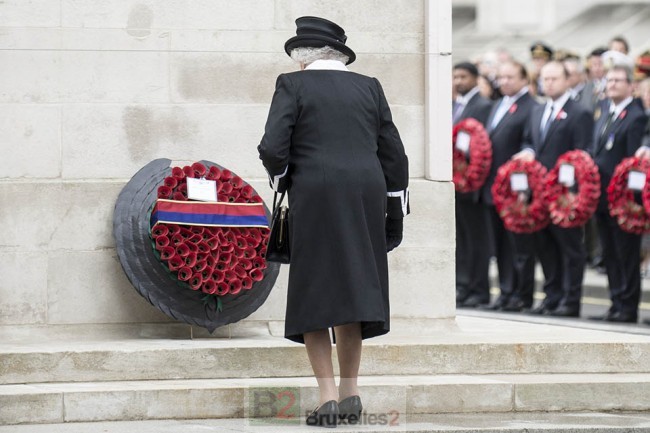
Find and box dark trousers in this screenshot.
[511,232,536,307]
[596,211,642,316]
[456,196,490,301]
[485,205,516,297]
[534,224,586,309]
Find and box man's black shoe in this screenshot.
[549,305,580,317]
[460,294,490,308]
[501,298,530,312]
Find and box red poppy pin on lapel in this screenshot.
[620,110,627,120]
[509,103,518,114]
[556,110,568,120]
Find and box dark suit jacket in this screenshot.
[592,98,648,211]
[481,92,539,204]
[456,91,493,126]
[522,97,594,170]
[455,91,492,202]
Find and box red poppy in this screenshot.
[509,103,517,114]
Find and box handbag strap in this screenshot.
[272,191,286,211]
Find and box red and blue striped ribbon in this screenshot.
[151,199,269,228]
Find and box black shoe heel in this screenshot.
[306,400,338,428]
[338,396,362,425]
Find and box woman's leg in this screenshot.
[303,329,338,405]
[333,322,362,399]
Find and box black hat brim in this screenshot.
[285,35,356,65]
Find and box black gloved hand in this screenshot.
[385,217,403,253]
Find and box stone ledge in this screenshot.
[3,374,650,425]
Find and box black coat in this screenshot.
[592,98,648,211]
[258,71,409,344]
[481,92,539,204]
[522,97,594,170]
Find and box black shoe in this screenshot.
[481,296,509,311]
[501,298,529,312]
[460,294,490,308]
[607,312,638,323]
[338,396,362,425]
[549,305,580,317]
[588,309,617,321]
[306,400,338,428]
[528,303,555,315]
[642,318,650,326]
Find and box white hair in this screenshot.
[290,46,349,66]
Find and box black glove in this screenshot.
[385,217,403,253]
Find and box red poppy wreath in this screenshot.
[452,118,493,193]
[543,150,600,228]
[491,159,550,233]
[151,162,269,298]
[609,157,650,234]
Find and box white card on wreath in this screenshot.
[510,173,529,192]
[628,170,646,191]
[187,177,218,202]
[559,163,575,187]
[455,131,471,153]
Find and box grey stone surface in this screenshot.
[0,252,48,324]
[0,105,61,178]
[3,412,650,433]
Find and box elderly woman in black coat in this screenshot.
[258,16,409,427]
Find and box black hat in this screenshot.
[530,42,553,60]
[284,16,356,65]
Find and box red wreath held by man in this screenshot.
[610,157,650,234]
[543,150,600,228]
[491,159,550,233]
[452,118,493,193]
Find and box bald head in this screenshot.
[540,61,570,100]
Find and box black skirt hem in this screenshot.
[285,320,389,344]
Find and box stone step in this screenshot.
[3,412,650,433]
[3,317,650,385]
[2,373,650,425]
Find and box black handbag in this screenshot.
[266,191,290,264]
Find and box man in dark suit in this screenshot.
[591,64,648,323]
[480,61,540,311]
[453,62,493,308]
[513,60,594,317]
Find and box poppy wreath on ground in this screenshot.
[491,159,550,233]
[542,150,601,228]
[452,118,493,193]
[113,159,280,332]
[609,157,650,234]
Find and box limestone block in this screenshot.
[61,0,274,31]
[60,103,422,180]
[62,385,244,422]
[47,250,172,324]
[426,0,452,54]
[61,104,271,180]
[273,0,424,33]
[425,53,452,181]
[351,54,425,106]
[408,379,513,413]
[0,105,61,178]
[0,386,62,425]
[514,375,650,411]
[0,0,61,27]
[0,252,48,325]
[0,28,171,51]
[170,52,290,104]
[0,51,168,103]
[0,181,122,251]
[169,29,423,55]
[393,106,425,178]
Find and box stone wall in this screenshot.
[0,0,454,333]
